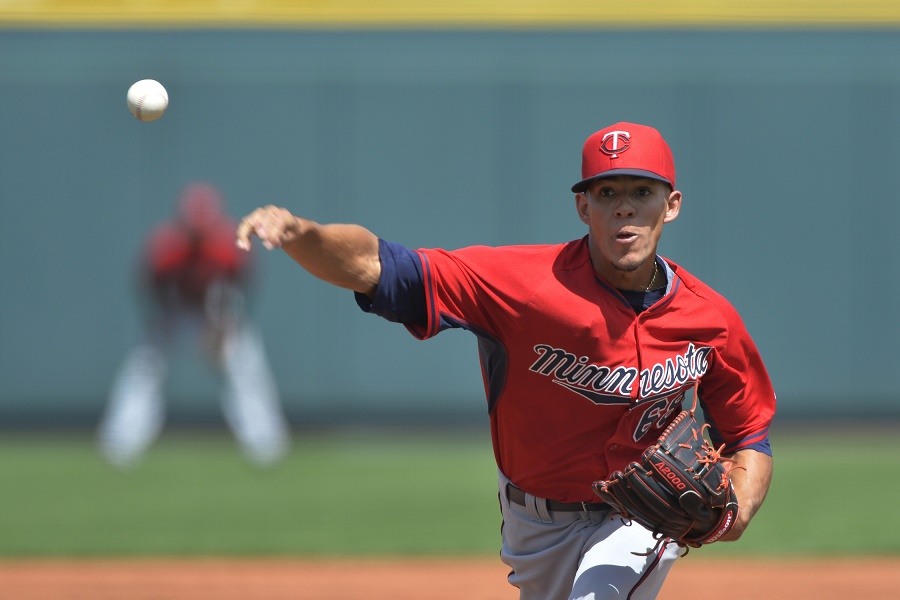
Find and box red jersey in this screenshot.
[406,236,775,503]
[143,217,248,311]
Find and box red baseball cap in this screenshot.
[571,122,676,193]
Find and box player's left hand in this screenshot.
[713,447,773,542]
[593,405,741,550]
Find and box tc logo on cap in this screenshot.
[571,122,675,193]
[600,130,631,159]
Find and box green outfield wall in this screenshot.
[1,24,899,426]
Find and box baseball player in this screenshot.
[98,182,291,468]
[235,122,776,599]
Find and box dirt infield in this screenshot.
[0,557,897,599]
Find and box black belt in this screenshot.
[506,483,609,513]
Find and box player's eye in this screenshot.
[597,187,616,198]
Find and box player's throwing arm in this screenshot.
[236,206,381,295]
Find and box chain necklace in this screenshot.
[645,261,659,292]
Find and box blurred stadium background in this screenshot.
[2,0,900,568]
[3,1,900,431]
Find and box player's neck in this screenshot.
[592,259,660,292]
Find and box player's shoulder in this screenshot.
[202,219,251,267]
[142,223,191,272]
[667,259,745,321]
[441,237,586,266]
[417,240,582,291]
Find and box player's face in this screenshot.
[576,176,681,290]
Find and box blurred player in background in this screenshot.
[98,182,291,468]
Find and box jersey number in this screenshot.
[633,390,687,442]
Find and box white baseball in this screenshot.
[126,79,168,122]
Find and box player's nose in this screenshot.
[613,198,636,217]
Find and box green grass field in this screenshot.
[2,425,898,557]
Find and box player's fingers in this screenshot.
[236,206,296,251]
[235,214,258,251]
[254,206,289,250]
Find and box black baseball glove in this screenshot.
[592,401,740,550]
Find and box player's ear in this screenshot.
[663,190,682,224]
[575,193,591,225]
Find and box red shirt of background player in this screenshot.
[142,183,249,313]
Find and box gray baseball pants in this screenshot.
[498,471,683,600]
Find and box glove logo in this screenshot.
[652,460,687,491]
[704,509,736,544]
[600,130,631,158]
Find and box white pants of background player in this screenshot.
[498,471,683,600]
[97,321,290,468]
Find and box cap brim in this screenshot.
[571,169,672,193]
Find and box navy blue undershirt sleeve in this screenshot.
[705,412,774,457]
[745,436,772,456]
[354,238,427,324]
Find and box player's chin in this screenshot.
[611,254,646,274]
